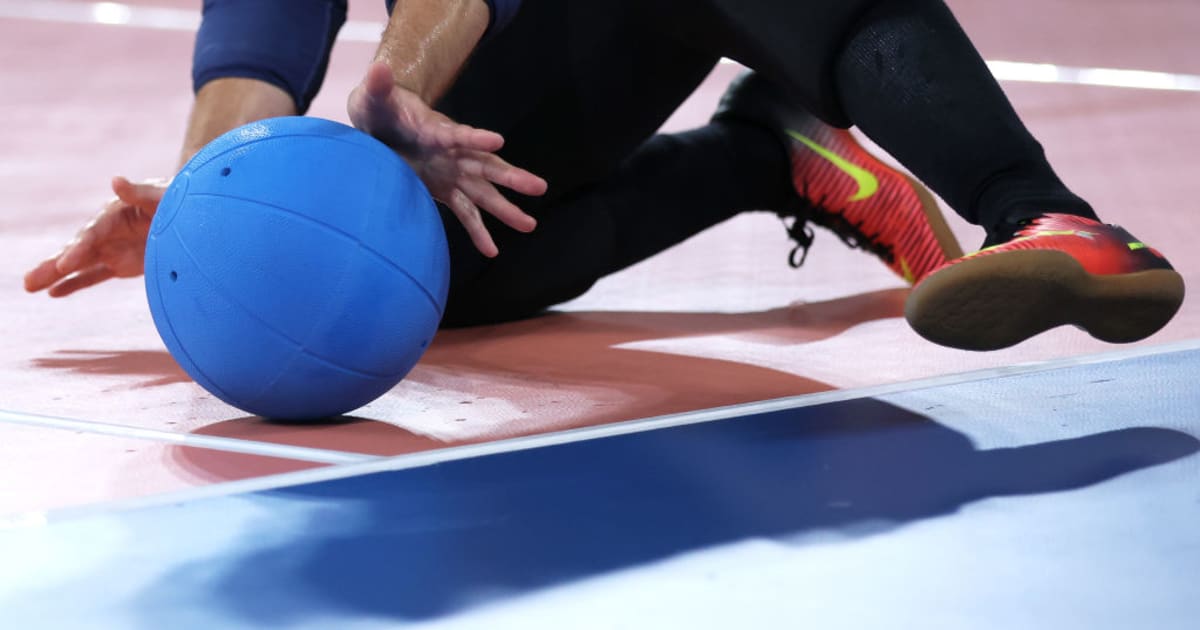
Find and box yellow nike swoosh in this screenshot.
[900,257,915,285]
[786,129,879,202]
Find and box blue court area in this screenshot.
[2,346,1199,629]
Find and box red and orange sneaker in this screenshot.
[714,71,962,284]
[906,213,1185,350]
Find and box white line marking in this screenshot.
[6,337,1198,529]
[0,410,374,465]
[2,1,1199,93]
[0,0,199,32]
[987,60,1200,93]
[0,0,380,41]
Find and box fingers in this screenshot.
[421,150,545,252]
[445,189,499,258]
[458,153,548,197]
[24,255,68,293]
[408,110,503,154]
[459,176,537,233]
[353,70,508,158]
[363,61,395,101]
[111,175,136,201]
[50,194,124,280]
[348,62,403,142]
[391,91,504,154]
[25,202,109,294]
[56,222,102,276]
[26,176,163,296]
[441,122,504,154]
[46,265,116,298]
[111,176,167,206]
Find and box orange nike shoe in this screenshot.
[714,71,962,284]
[906,213,1185,350]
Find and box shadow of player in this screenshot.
[30,349,190,388]
[44,289,907,474]
[135,397,1199,624]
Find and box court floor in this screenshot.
[1,0,1198,627]
[4,344,1200,628]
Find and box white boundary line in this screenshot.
[0,410,374,465]
[6,337,1198,528]
[2,1,1199,93]
[986,60,1200,93]
[0,0,381,40]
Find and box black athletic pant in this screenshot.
[435,0,1094,327]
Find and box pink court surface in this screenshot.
[1,1,1199,625]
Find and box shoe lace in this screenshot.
[779,185,896,268]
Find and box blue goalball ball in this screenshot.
[145,117,449,421]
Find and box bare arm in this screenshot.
[349,0,547,257]
[178,77,296,168]
[376,0,490,103]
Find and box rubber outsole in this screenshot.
[905,249,1185,351]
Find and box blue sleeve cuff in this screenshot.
[486,0,522,35]
[192,0,347,114]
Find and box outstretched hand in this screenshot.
[347,61,546,257]
[25,176,166,297]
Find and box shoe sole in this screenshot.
[905,249,1185,351]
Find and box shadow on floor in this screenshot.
[137,396,1199,624]
[150,289,909,476]
[30,349,190,388]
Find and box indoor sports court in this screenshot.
[1,0,1198,627]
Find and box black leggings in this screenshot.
[435,0,1092,326]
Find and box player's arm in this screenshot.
[180,78,296,168]
[184,0,348,162]
[25,0,341,297]
[349,0,547,258]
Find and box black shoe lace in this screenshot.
[780,215,817,268]
[778,184,896,269]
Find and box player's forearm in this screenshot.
[375,0,490,104]
[177,78,296,169]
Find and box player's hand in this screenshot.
[347,61,547,257]
[24,176,166,297]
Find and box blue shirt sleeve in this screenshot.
[192,0,347,114]
[485,0,522,34]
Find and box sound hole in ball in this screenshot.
[220,167,232,176]
[169,271,178,282]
